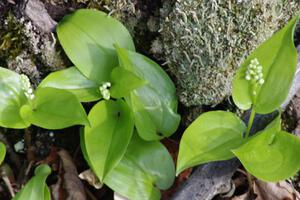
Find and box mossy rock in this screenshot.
[160,0,300,106]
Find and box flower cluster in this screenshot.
[245,58,264,85]
[20,74,35,100]
[99,82,111,100]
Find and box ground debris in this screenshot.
[254,180,300,200]
[58,149,87,200]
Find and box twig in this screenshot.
[24,128,35,162]
[2,175,15,198]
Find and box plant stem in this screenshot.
[244,110,256,190]
[245,109,256,138]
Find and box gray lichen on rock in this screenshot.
[7,52,41,85]
[160,0,300,106]
[0,0,67,85]
[102,0,142,35]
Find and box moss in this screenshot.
[0,13,25,61]
[160,0,300,106]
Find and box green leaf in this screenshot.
[232,14,299,114]
[233,130,300,182]
[116,47,181,141]
[39,67,101,102]
[84,99,134,181]
[0,67,29,128]
[110,67,146,98]
[26,87,89,129]
[13,164,51,200]
[176,111,247,175]
[57,9,135,83]
[0,142,6,164]
[104,134,175,200]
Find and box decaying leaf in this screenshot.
[78,169,103,189]
[114,192,129,200]
[254,179,300,200]
[58,149,86,200]
[231,193,249,200]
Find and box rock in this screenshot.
[25,0,57,33]
[159,0,300,106]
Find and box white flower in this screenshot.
[258,79,264,85]
[99,82,111,100]
[245,58,265,86]
[20,74,35,100]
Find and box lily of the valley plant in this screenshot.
[0,9,181,200]
[177,14,300,182]
[40,9,180,200]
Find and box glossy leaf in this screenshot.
[0,142,6,164]
[84,100,134,181]
[24,87,89,129]
[57,9,135,83]
[0,67,29,128]
[104,134,175,200]
[232,14,299,114]
[110,67,146,98]
[13,164,51,200]
[177,111,246,175]
[116,47,181,141]
[39,67,100,102]
[233,115,300,182]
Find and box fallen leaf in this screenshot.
[50,176,62,200]
[161,138,193,199]
[254,179,300,200]
[231,193,249,200]
[78,169,103,189]
[114,192,129,200]
[58,149,86,200]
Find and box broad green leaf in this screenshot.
[232,14,299,114]
[57,9,135,83]
[110,67,146,98]
[84,99,134,181]
[13,164,51,200]
[116,47,181,141]
[0,67,29,128]
[104,134,175,200]
[233,130,300,182]
[24,87,89,129]
[0,142,6,164]
[39,67,100,102]
[177,111,246,175]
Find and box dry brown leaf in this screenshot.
[231,193,249,200]
[78,169,103,189]
[254,179,300,200]
[58,149,87,200]
[114,192,129,200]
[50,176,62,200]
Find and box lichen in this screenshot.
[21,19,66,71]
[160,0,300,106]
[7,52,41,85]
[103,0,142,36]
[0,7,66,84]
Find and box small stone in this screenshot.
[14,140,25,153]
[49,132,54,137]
